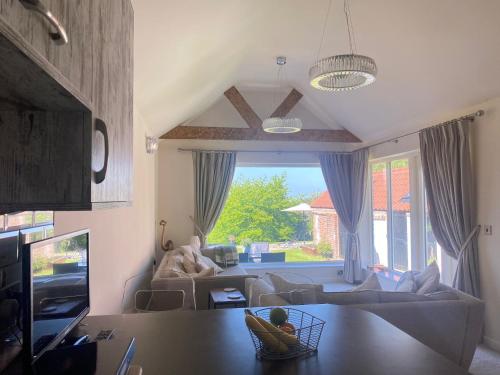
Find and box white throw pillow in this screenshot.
[192,267,215,278]
[395,271,417,292]
[180,245,197,263]
[183,257,197,274]
[197,255,223,274]
[268,273,323,294]
[352,273,382,292]
[190,236,202,254]
[415,261,440,295]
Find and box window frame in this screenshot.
[210,161,345,265]
[368,151,425,273]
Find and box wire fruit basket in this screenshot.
[246,307,325,360]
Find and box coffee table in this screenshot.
[208,288,247,309]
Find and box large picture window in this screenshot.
[371,158,412,272]
[208,166,344,263]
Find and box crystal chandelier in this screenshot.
[309,0,377,91]
[262,117,302,133]
[263,56,303,133]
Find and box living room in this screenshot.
[1,0,500,374]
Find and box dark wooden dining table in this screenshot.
[79,304,468,375]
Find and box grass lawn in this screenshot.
[271,247,325,262]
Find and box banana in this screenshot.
[245,315,288,353]
[254,316,299,346]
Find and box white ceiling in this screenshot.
[134,0,500,143]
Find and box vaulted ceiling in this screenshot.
[134,0,500,143]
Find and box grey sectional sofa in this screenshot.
[254,277,484,370]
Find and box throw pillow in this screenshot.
[193,267,215,278]
[196,255,223,274]
[395,271,417,292]
[189,236,202,254]
[351,272,382,292]
[268,273,323,294]
[415,261,440,295]
[180,245,197,263]
[183,257,197,274]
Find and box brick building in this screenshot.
[310,192,342,259]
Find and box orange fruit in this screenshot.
[279,322,296,335]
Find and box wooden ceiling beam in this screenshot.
[224,86,262,129]
[161,126,361,143]
[270,88,303,118]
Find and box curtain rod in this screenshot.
[357,109,484,151]
[177,148,352,154]
[177,110,484,154]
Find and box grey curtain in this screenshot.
[193,151,236,247]
[320,150,368,283]
[419,120,480,297]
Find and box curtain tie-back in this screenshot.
[457,225,481,262]
[347,232,360,261]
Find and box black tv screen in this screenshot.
[22,229,90,362]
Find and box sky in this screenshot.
[233,166,327,197]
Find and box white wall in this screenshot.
[474,97,500,350]
[54,110,157,315]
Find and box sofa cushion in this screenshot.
[180,245,197,263]
[197,255,223,274]
[219,265,247,276]
[183,257,197,274]
[246,277,275,307]
[268,273,323,294]
[319,290,381,305]
[166,254,186,274]
[377,291,432,303]
[395,271,417,292]
[424,291,459,301]
[352,272,382,291]
[192,267,215,278]
[415,261,440,294]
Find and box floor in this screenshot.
[470,345,500,375]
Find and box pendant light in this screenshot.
[309,0,377,91]
[263,56,303,133]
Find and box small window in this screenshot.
[34,211,54,225]
[6,211,33,230]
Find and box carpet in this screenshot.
[470,345,500,375]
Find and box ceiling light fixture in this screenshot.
[263,56,303,133]
[309,0,377,91]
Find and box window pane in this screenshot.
[34,211,54,225]
[390,159,411,272]
[207,166,340,263]
[372,162,389,268]
[6,211,33,229]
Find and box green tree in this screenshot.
[208,174,312,244]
